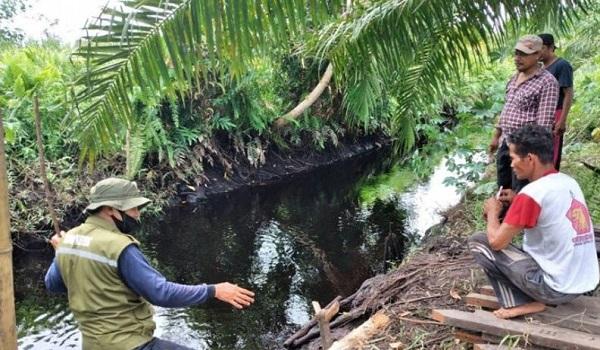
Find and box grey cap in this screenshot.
[515,35,543,54]
[85,178,150,212]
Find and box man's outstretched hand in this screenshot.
[214,282,255,309]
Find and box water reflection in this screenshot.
[136,152,396,348]
[15,151,475,349]
[400,157,464,236]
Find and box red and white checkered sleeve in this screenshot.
[536,76,559,128]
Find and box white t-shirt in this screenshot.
[504,171,599,293]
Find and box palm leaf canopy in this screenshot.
[312,0,589,130]
[71,0,589,162]
[71,0,344,162]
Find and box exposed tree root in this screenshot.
[284,232,482,349]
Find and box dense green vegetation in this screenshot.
[5,2,600,348]
[1,0,598,237]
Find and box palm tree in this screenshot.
[71,0,590,163]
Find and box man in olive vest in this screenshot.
[45,178,255,350]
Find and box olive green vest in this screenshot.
[56,215,155,350]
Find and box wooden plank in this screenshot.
[454,329,504,345]
[529,301,600,335]
[568,296,600,313]
[480,333,551,350]
[474,344,525,350]
[465,292,500,310]
[480,332,508,345]
[431,309,600,349]
[464,293,600,335]
[479,285,496,297]
[455,329,486,344]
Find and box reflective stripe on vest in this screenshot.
[57,247,118,267]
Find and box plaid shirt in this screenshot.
[498,69,559,141]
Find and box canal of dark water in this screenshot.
[15,149,473,349]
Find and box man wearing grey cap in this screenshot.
[44,178,255,350]
[489,35,559,197]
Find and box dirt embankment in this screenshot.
[286,198,600,350]
[284,201,487,350]
[181,135,388,201]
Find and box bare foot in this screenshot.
[493,302,546,319]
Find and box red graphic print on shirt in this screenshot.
[567,198,591,234]
[568,198,594,246]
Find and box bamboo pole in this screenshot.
[33,95,60,234]
[0,109,18,349]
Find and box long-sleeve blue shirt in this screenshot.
[45,245,215,307]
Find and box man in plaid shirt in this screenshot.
[489,35,559,193]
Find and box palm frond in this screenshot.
[71,0,343,162]
[315,0,590,146]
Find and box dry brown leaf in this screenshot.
[389,341,404,349]
[449,288,461,300]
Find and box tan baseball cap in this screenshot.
[85,178,150,212]
[515,35,543,54]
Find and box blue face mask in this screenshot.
[112,210,141,234]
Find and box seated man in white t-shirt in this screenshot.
[469,124,599,319]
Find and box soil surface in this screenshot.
[287,201,600,350]
[285,201,488,350]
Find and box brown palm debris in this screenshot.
[287,231,486,349]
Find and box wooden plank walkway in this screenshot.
[465,289,600,335]
[432,309,600,350]
[432,285,600,349]
[432,229,599,349]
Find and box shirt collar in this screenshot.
[531,67,545,78]
[510,67,545,83]
[542,168,559,177]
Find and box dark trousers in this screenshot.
[137,338,195,350]
[554,133,563,171]
[553,109,564,171]
[496,141,529,192]
[468,232,578,308]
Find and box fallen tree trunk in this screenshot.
[273,0,353,129]
[274,63,334,128]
